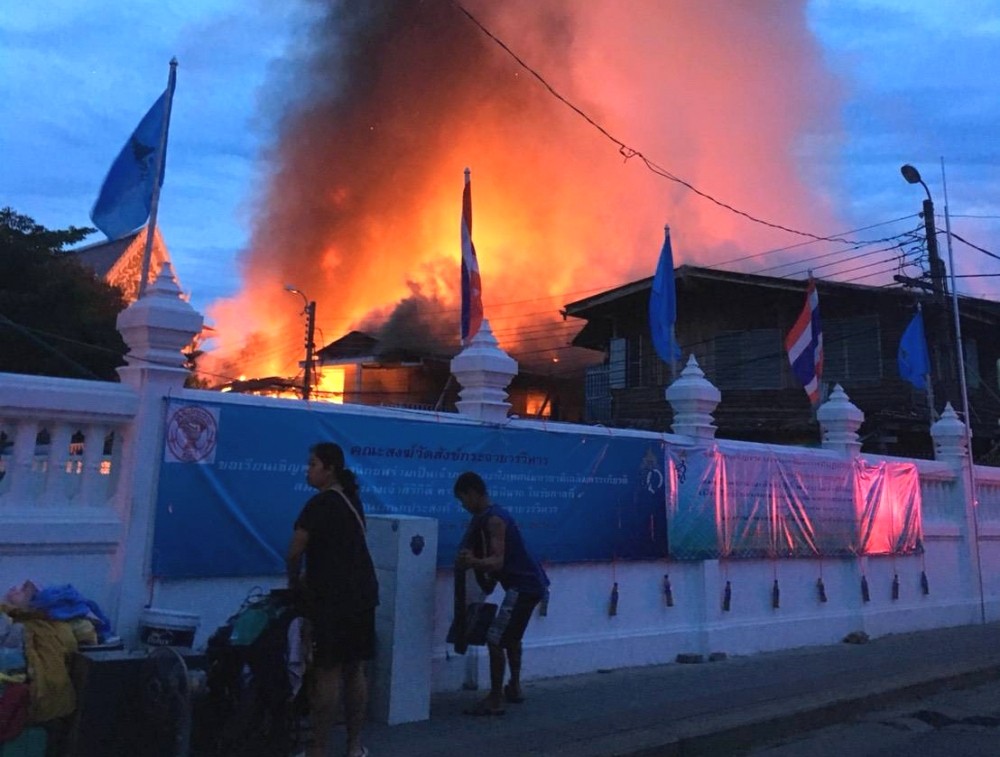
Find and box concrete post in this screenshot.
[816,384,864,456]
[450,319,517,423]
[931,402,967,463]
[112,262,203,645]
[930,402,984,623]
[664,355,721,440]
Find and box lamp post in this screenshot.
[900,164,947,298]
[285,285,316,401]
[899,164,957,413]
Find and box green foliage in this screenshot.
[0,208,128,380]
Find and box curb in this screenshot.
[619,663,1000,756]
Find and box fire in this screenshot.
[315,366,346,404]
[205,0,842,384]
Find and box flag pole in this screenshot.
[138,58,178,298]
[941,157,985,625]
[460,167,470,349]
[667,225,677,380]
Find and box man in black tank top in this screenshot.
[454,471,549,717]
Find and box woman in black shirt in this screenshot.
[287,442,378,757]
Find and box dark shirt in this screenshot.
[464,503,549,596]
[294,488,379,615]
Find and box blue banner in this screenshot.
[154,399,669,578]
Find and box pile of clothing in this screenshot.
[0,581,117,747]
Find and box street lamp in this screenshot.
[900,164,947,297]
[285,285,317,401]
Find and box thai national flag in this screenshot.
[784,277,824,405]
[460,168,483,343]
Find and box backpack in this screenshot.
[192,589,308,757]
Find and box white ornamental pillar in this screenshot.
[931,402,968,463]
[112,262,203,646]
[450,320,517,423]
[930,405,983,622]
[816,384,864,456]
[664,355,721,439]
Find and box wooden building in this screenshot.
[311,330,585,421]
[565,266,1000,461]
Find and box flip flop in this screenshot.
[504,684,525,704]
[463,704,506,717]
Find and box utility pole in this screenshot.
[899,164,955,415]
[921,197,948,300]
[285,285,317,401]
[303,299,316,401]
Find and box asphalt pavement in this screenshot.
[355,622,1000,757]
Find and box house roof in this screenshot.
[564,264,1000,322]
[66,227,175,303]
[316,331,380,360]
[69,232,141,278]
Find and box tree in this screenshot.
[0,208,127,380]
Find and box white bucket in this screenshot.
[139,607,200,648]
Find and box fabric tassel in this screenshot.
[722,580,732,612]
[771,579,780,609]
[817,577,828,603]
[538,589,549,617]
[920,570,930,596]
[608,582,619,617]
[861,574,870,603]
[663,574,674,607]
[891,573,900,601]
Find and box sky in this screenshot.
[2,0,999,377]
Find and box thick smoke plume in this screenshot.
[208,0,842,381]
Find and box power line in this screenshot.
[0,314,108,380]
[950,231,1000,261]
[707,215,921,269]
[451,0,909,247]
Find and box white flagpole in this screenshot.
[138,58,178,298]
[667,225,677,380]
[941,157,985,625]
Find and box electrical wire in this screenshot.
[450,0,913,247]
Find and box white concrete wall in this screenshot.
[0,373,136,619]
[3,277,999,709]
[4,364,998,702]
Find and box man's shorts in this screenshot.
[487,588,541,648]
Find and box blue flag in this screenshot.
[898,309,930,390]
[90,90,170,240]
[649,226,680,363]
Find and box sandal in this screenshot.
[504,683,525,704]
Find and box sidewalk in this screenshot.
[360,622,1000,757]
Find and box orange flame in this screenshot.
[206,0,842,383]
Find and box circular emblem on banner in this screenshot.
[166,406,218,462]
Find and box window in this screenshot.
[585,364,612,422]
[713,329,783,390]
[609,338,626,389]
[824,316,882,384]
[627,334,659,388]
[964,338,980,390]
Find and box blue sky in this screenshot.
[2,0,998,319]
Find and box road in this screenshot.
[745,677,1000,757]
